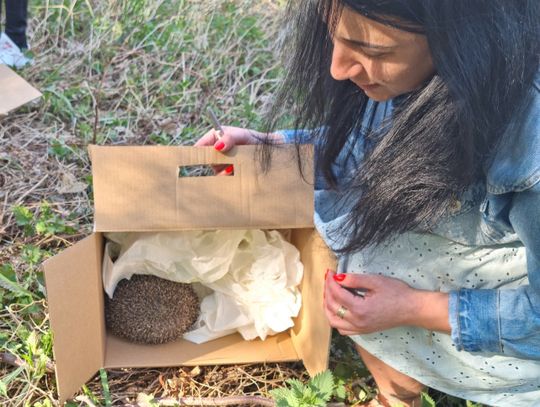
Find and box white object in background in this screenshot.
[0,33,32,68]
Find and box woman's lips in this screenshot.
[357,82,379,91]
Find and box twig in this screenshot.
[0,190,9,235]
[127,396,275,406]
[122,398,349,407]
[13,174,49,206]
[0,351,56,373]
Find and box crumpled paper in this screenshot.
[102,230,303,343]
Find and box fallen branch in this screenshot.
[129,396,275,406]
[0,351,55,373]
[122,396,348,406]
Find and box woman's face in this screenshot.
[331,8,435,101]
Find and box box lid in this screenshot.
[0,64,42,116]
[89,144,314,231]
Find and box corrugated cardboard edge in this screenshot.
[43,234,106,403]
[0,64,42,116]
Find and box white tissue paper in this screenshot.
[102,230,303,343]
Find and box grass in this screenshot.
[1,0,483,405]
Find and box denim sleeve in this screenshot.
[275,129,316,144]
[448,182,540,359]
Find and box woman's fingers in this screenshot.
[324,270,375,335]
[193,129,232,151]
[324,301,364,335]
[325,272,363,310]
[194,128,240,152]
[194,129,219,147]
[216,164,234,176]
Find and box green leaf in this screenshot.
[0,265,33,299]
[82,384,100,405]
[309,370,334,400]
[13,205,33,225]
[25,331,39,358]
[301,386,315,401]
[269,388,288,400]
[21,245,43,265]
[275,399,292,407]
[333,379,347,400]
[12,205,35,235]
[35,220,48,235]
[100,369,112,407]
[48,139,73,159]
[270,387,298,406]
[286,378,306,395]
[421,392,437,407]
[33,399,54,407]
[0,366,24,396]
[284,391,301,407]
[0,264,16,282]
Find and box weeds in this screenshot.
[270,370,346,407]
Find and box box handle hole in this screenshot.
[178,164,234,177]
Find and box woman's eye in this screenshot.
[337,38,391,59]
[360,50,389,59]
[348,43,388,58]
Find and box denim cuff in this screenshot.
[449,289,502,353]
[276,129,313,144]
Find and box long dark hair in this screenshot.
[265,0,539,253]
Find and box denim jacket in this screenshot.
[279,73,540,360]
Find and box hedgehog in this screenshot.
[105,274,200,345]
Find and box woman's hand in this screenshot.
[195,126,285,174]
[194,125,284,152]
[324,271,450,335]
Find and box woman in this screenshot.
[196,1,539,405]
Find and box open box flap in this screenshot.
[43,234,105,403]
[0,64,42,116]
[89,144,314,232]
[290,229,335,376]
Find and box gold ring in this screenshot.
[336,305,347,319]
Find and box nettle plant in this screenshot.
[12,202,77,237]
[270,370,346,407]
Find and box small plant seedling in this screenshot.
[270,370,346,407]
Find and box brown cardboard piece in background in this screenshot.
[0,64,42,116]
[44,144,335,404]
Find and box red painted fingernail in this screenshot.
[215,141,225,151]
[225,165,234,174]
[333,273,346,282]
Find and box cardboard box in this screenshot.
[44,144,336,403]
[0,64,41,117]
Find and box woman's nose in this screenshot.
[330,42,364,81]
